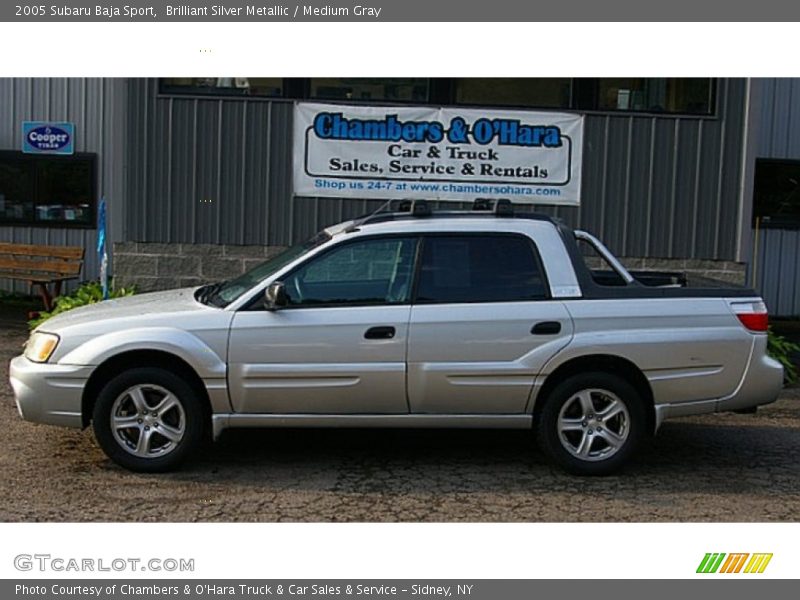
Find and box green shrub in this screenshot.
[29,281,135,330]
[767,327,800,385]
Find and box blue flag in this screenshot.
[97,198,108,300]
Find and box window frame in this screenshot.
[410,232,552,305]
[157,78,718,118]
[159,77,287,99]
[451,77,574,111]
[752,157,800,229]
[572,77,717,117]
[258,233,423,310]
[307,77,432,105]
[0,150,98,229]
[242,231,552,311]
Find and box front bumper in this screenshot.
[654,336,784,429]
[9,355,94,428]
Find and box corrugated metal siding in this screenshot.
[125,78,748,261]
[749,78,800,316]
[757,78,800,159]
[0,78,127,294]
[748,228,800,316]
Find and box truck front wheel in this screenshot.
[92,367,205,472]
[535,372,646,475]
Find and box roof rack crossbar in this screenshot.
[473,197,514,216]
[350,197,551,229]
[394,199,432,217]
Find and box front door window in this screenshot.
[282,237,417,306]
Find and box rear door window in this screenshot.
[414,234,547,303]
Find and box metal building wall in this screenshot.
[125,78,750,261]
[751,227,800,316]
[748,78,800,315]
[757,78,800,159]
[0,78,127,294]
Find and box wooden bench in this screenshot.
[0,243,85,311]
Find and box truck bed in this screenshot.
[584,268,754,298]
[590,269,742,289]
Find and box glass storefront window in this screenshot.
[161,77,284,97]
[158,78,715,117]
[0,152,95,227]
[309,78,429,102]
[595,78,713,114]
[455,78,572,109]
[0,156,34,223]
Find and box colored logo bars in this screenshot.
[696,553,773,574]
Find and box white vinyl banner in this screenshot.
[293,102,583,204]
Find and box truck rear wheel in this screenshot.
[92,367,205,472]
[535,372,646,475]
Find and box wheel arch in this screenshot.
[81,350,212,428]
[533,354,656,434]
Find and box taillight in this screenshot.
[731,300,769,332]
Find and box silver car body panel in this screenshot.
[653,333,783,428]
[45,287,232,373]
[228,218,581,416]
[228,305,411,413]
[20,287,235,415]
[9,355,91,427]
[407,301,573,414]
[212,414,533,439]
[543,297,756,406]
[9,216,783,440]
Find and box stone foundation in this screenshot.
[113,242,287,292]
[113,242,747,293]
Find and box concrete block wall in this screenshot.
[586,257,747,285]
[113,243,286,292]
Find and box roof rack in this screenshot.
[349,198,549,229]
[391,199,432,217]
[472,198,514,216]
[391,198,513,217]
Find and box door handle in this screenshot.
[531,321,562,335]
[365,326,396,340]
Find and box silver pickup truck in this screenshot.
[9,199,783,475]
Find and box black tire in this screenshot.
[535,372,647,476]
[92,367,206,472]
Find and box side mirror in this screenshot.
[264,281,288,311]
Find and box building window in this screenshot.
[309,78,429,102]
[591,78,714,115]
[160,77,284,97]
[0,151,96,227]
[454,78,572,109]
[753,159,800,229]
[158,77,716,117]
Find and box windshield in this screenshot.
[204,231,332,307]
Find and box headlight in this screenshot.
[24,332,60,363]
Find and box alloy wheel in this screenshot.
[110,384,186,458]
[557,388,630,462]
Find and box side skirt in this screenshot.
[211,414,532,440]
